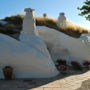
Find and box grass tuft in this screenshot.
[0,15,90,38]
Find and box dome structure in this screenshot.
[0,8,59,79]
[37,26,90,65]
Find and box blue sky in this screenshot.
[0,0,90,29]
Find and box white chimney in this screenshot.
[57,12,66,28]
[22,8,36,35]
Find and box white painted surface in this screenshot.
[57,13,66,28]
[0,8,59,78]
[22,8,36,35]
[37,26,90,64]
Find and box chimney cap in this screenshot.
[60,12,65,15]
[24,8,35,12]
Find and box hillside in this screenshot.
[0,14,90,39]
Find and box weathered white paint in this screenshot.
[21,8,36,35]
[57,12,67,28]
[0,8,59,79]
[37,26,90,65]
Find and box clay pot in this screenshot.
[3,66,13,80]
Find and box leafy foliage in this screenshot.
[71,61,82,70]
[78,0,90,21]
[83,61,90,68]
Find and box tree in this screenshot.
[77,0,90,21]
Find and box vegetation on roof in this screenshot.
[0,14,90,38]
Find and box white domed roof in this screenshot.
[79,34,90,42]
